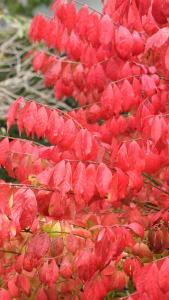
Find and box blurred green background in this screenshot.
[0,0,51,17]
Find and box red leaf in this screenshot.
[74,129,98,160]
[101,84,115,115]
[123,258,141,277]
[146,27,169,50]
[49,191,64,218]
[66,234,79,254]
[0,289,11,300]
[18,102,31,135]
[75,250,97,281]
[121,79,135,111]
[37,167,54,186]
[159,258,169,293]
[60,257,72,279]
[52,160,66,189]
[96,163,112,197]
[132,31,144,55]
[28,233,50,259]
[47,111,64,144]
[115,26,133,59]
[128,222,144,238]
[151,116,162,144]
[7,97,24,131]
[22,101,38,136]
[32,51,47,72]
[84,164,96,202]
[165,46,169,71]
[35,107,48,138]
[62,119,76,149]
[134,263,159,300]
[36,288,48,300]
[0,138,9,166]
[60,161,72,196]
[51,237,64,256]
[112,270,128,290]
[39,260,59,287]
[99,14,114,45]
[95,228,115,266]
[73,162,86,205]
[11,189,37,230]
[17,275,30,296]
[141,74,156,96]
[15,254,24,273]
[8,277,19,298]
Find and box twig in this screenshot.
[0,182,54,192]
[0,135,44,147]
[0,249,20,255]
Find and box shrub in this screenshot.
[1,0,169,299]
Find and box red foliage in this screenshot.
[1,0,169,299]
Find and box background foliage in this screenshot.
[0,0,51,17]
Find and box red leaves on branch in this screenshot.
[2,0,169,299]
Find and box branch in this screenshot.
[120,291,139,300]
[0,249,20,255]
[74,0,102,15]
[0,182,54,192]
[143,173,169,196]
[0,135,45,147]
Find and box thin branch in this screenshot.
[74,0,102,15]
[0,249,20,255]
[0,135,45,147]
[0,182,54,192]
[120,291,139,300]
[24,99,84,129]
[143,173,169,196]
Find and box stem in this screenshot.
[0,135,44,147]
[143,173,169,196]
[0,182,54,192]
[74,0,102,15]
[0,249,20,255]
[24,98,84,129]
[120,291,139,300]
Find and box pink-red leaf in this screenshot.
[96,163,112,197]
[99,14,114,45]
[11,189,37,229]
[146,27,169,50]
[159,258,169,293]
[7,97,23,131]
[0,138,9,166]
[28,233,50,259]
[128,222,144,238]
[151,116,162,144]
